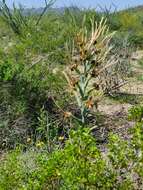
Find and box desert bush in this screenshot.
[0,1,66,63]
[129,105,143,122]
[116,10,143,48]
[128,32,143,48]
[1,122,143,189]
[0,0,31,37]
[119,12,139,32]
[0,148,41,190]
[0,0,55,37]
[0,41,67,150]
[0,8,73,150]
[0,66,66,150]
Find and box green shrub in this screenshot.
[1,124,143,189]
[129,105,143,122]
[0,149,41,190]
[128,32,143,48]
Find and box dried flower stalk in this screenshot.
[64,17,116,124]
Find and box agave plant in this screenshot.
[64,17,116,124]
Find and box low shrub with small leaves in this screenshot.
[1,122,143,189]
[129,105,143,122]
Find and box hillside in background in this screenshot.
[26,4,143,15]
[127,5,143,12]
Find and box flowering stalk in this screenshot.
[64,17,115,125]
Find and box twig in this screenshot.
[111,81,128,91]
[36,0,55,26]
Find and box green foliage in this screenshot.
[0,0,31,37]
[119,12,138,31]
[0,55,23,81]
[129,105,143,122]
[0,149,24,190]
[128,32,143,48]
[103,8,143,48]
[1,124,143,189]
[138,59,143,69]
[36,107,59,152]
[0,39,66,149]
[0,149,41,190]
[0,0,55,38]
